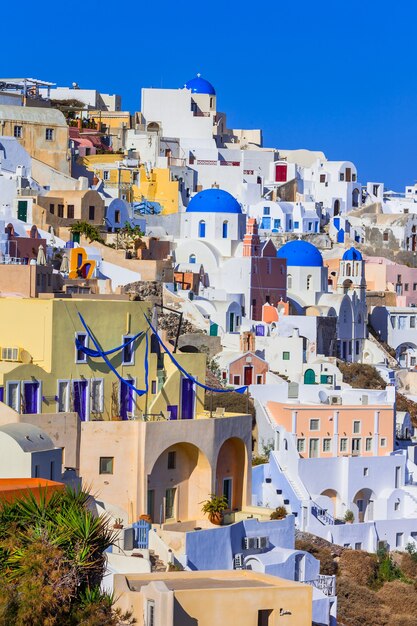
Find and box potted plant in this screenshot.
[113,517,124,529]
[344,509,354,524]
[139,514,152,524]
[201,494,229,525]
[270,506,287,521]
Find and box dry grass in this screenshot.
[338,549,378,587]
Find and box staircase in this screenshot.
[149,550,166,573]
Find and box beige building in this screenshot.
[79,412,251,523]
[0,104,70,174]
[113,570,313,626]
[32,189,105,231]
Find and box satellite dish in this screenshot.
[20,350,32,364]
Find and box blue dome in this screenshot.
[276,240,323,267]
[343,247,362,261]
[186,189,242,214]
[184,74,215,95]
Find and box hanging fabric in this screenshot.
[75,331,143,358]
[77,313,149,397]
[144,315,247,394]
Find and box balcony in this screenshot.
[305,574,336,597]
[168,156,186,167]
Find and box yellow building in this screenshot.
[114,570,313,626]
[80,154,179,212]
[0,104,70,174]
[0,298,205,422]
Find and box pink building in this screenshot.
[365,256,417,306]
[267,399,394,459]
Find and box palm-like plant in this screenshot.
[0,486,133,625]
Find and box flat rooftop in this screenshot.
[129,576,274,592]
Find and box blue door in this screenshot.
[167,405,178,420]
[73,380,88,421]
[181,378,194,420]
[120,380,133,420]
[23,382,39,414]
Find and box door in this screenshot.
[17,200,28,222]
[120,380,133,420]
[73,380,88,421]
[229,312,235,332]
[275,164,287,182]
[304,369,316,385]
[309,438,319,458]
[165,488,176,520]
[23,381,39,414]
[223,478,233,509]
[181,378,194,419]
[294,554,305,581]
[147,489,155,520]
[244,366,253,385]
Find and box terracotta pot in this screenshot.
[209,512,223,525]
[139,514,152,524]
[113,523,123,529]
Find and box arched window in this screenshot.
[199,220,206,238]
[346,263,351,276]
[334,199,340,216]
[287,275,292,289]
[189,254,196,264]
[222,221,228,238]
[307,275,312,290]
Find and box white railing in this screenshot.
[305,574,336,596]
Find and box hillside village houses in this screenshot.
[1,72,417,624]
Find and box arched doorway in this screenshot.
[396,343,417,369]
[321,489,341,518]
[304,369,316,385]
[147,443,211,523]
[353,488,376,522]
[352,188,360,208]
[216,437,247,511]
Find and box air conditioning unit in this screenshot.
[233,554,244,569]
[242,537,256,550]
[329,395,342,405]
[257,536,269,550]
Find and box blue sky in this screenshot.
[3,0,417,190]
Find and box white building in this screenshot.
[0,422,62,480]
[248,200,320,234]
[300,159,360,217]
[370,305,417,367]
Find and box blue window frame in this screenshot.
[273,219,281,229]
[75,332,88,363]
[199,220,206,238]
[263,207,270,215]
[222,221,228,238]
[123,336,134,365]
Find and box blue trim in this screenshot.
[77,314,149,397]
[145,315,247,394]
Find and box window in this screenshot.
[310,419,319,431]
[263,207,270,215]
[339,172,345,181]
[411,357,416,367]
[353,420,361,434]
[383,231,389,242]
[399,316,406,330]
[67,205,74,219]
[294,221,299,229]
[122,336,134,365]
[394,500,400,511]
[14,125,22,138]
[352,438,361,453]
[363,467,369,476]
[297,438,305,452]
[75,332,88,363]
[58,204,64,218]
[89,206,95,221]
[405,283,409,292]
[355,542,362,550]
[414,284,417,291]
[49,203,55,214]
[273,218,281,229]
[365,437,373,452]
[411,317,416,328]
[57,381,70,412]
[380,437,387,447]
[320,174,326,183]
[340,438,348,452]
[149,379,156,394]
[99,457,114,474]
[198,220,206,238]
[7,382,20,412]
[167,451,176,470]
[45,128,54,141]
[282,351,290,360]
[91,379,103,413]
[287,275,292,289]
[256,375,263,384]
[222,221,228,238]
[396,532,404,548]
[323,438,331,452]
[352,174,357,182]
[233,375,240,385]
[103,170,110,181]
[189,254,196,264]
[146,600,155,626]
